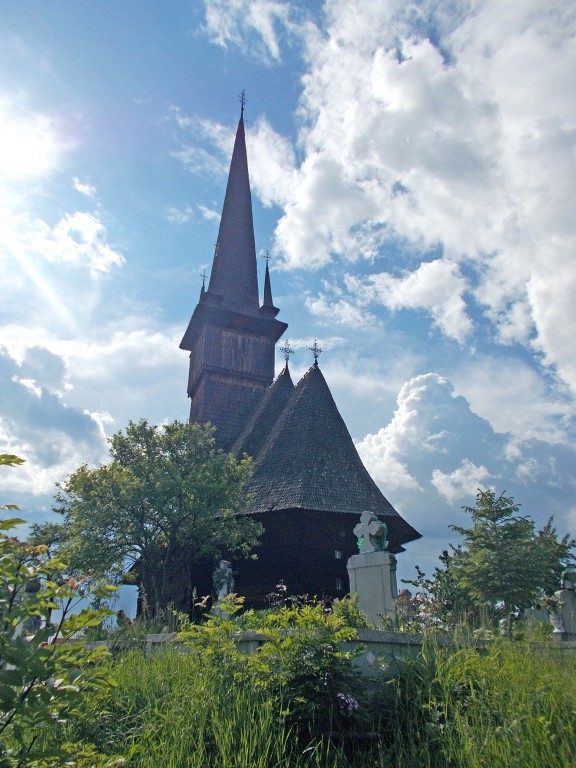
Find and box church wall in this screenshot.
[234,509,362,605]
[202,326,275,379]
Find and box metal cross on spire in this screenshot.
[264,249,271,265]
[200,269,208,290]
[279,339,294,364]
[239,89,247,117]
[309,339,323,365]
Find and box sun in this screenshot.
[0,97,61,181]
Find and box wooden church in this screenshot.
[180,101,420,604]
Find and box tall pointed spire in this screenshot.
[260,251,280,318]
[179,93,287,450]
[206,96,259,315]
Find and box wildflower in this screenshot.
[337,692,360,717]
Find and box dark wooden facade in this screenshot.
[180,105,420,604]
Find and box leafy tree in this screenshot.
[450,489,575,614]
[402,546,474,631]
[52,419,261,617]
[0,454,117,767]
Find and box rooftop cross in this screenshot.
[309,339,323,366]
[264,249,271,265]
[239,89,247,117]
[200,269,208,290]
[279,339,294,364]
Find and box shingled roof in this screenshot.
[232,364,295,459]
[206,112,260,316]
[244,362,421,552]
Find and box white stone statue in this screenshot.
[551,567,576,636]
[353,511,388,554]
[213,560,234,599]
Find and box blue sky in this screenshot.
[1,0,575,591]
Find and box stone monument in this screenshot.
[550,566,576,639]
[347,511,398,624]
[213,560,234,600]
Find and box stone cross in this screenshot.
[353,510,388,554]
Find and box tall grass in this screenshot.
[65,647,353,767]
[384,638,576,768]
[48,627,576,767]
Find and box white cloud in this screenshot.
[305,292,376,329]
[165,205,195,223]
[431,459,492,504]
[0,346,108,497]
[72,177,97,198]
[45,212,124,276]
[203,0,293,62]
[247,117,297,208]
[451,356,573,443]
[0,324,189,503]
[355,370,576,559]
[348,259,472,343]
[203,0,576,398]
[197,204,220,222]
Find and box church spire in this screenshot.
[206,93,259,315]
[260,251,280,318]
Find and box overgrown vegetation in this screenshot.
[4,456,576,767]
[402,489,576,631]
[36,420,260,617]
[0,455,118,767]
[36,615,576,768]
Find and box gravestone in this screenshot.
[347,511,398,624]
[550,567,576,639]
[213,560,234,600]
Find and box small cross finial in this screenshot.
[239,89,247,117]
[279,339,294,364]
[309,339,323,365]
[200,269,208,289]
[264,250,271,266]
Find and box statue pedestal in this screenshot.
[347,551,398,624]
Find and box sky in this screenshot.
[1,0,575,594]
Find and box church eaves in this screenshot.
[244,363,421,553]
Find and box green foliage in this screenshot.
[65,596,366,766]
[179,595,362,734]
[53,419,261,616]
[0,453,119,766]
[0,519,117,768]
[70,646,351,768]
[386,638,576,767]
[401,548,474,632]
[451,490,575,613]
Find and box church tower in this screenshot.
[180,97,421,605]
[180,98,287,450]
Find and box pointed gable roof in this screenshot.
[232,364,294,459]
[245,363,421,552]
[207,112,259,316]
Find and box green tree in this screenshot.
[450,489,575,614]
[0,454,117,767]
[52,420,260,617]
[402,546,474,631]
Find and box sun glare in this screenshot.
[0,99,61,180]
